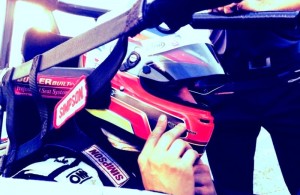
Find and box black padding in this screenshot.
[21,28,79,67]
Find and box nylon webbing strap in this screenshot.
[86,36,128,108]
[10,0,144,81]
[1,20,129,176]
[0,56,52,175]
[0,80,7,175]
[29,55,49,137]
[1,68,16,176]
[0,85,5,147]
[2,33,128,170]
[9,55,50,161]
[1,38,129,176]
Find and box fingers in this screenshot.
[142,115,168,154]
[168,138,192,158]
[211,3,239,14]
[140,114,198,165]
[193,161,211,175]
[223,3,239,14]
[194,159,212,183]
[194,161,217,195]
[182,148,199,166]
[155,122,187,150]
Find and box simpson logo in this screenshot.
[53,76,87,128]
[82,145,130,187]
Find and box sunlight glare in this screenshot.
[10,1,53,67]
[14,1,53,32]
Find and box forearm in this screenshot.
[239,0,300,11]
[268,0,300,11]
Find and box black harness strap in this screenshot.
[1,68,16,175]
[28,55,49,140]
[10,55,50,161]
[1,35,128,176]
[86,36,128,109]
[1,55,51,176]
[0,86,5,175]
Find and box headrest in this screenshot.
[22,28,79,67]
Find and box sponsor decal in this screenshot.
[16,76,77,87]
[14,76,79,99]
[66,168,92,184]
[14,85,71,99]
[82,145,130,187]
[53,76,87,128]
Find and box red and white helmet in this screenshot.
[84,26,226,153]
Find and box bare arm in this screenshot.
[237,0,300,11]
[212,0,300,14]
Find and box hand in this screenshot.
[194,159,217,195]
[138,114,199,195]
[211,3,239,14]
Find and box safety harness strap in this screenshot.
[1,35,128,176]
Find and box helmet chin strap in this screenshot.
[101,128,141,152]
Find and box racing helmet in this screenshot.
[85,26,227,153]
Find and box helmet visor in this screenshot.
[139,43,225,84]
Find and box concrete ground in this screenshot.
[202,128,290,195]
[253,128,289,195]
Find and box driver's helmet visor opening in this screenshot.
[138,43,227,108]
